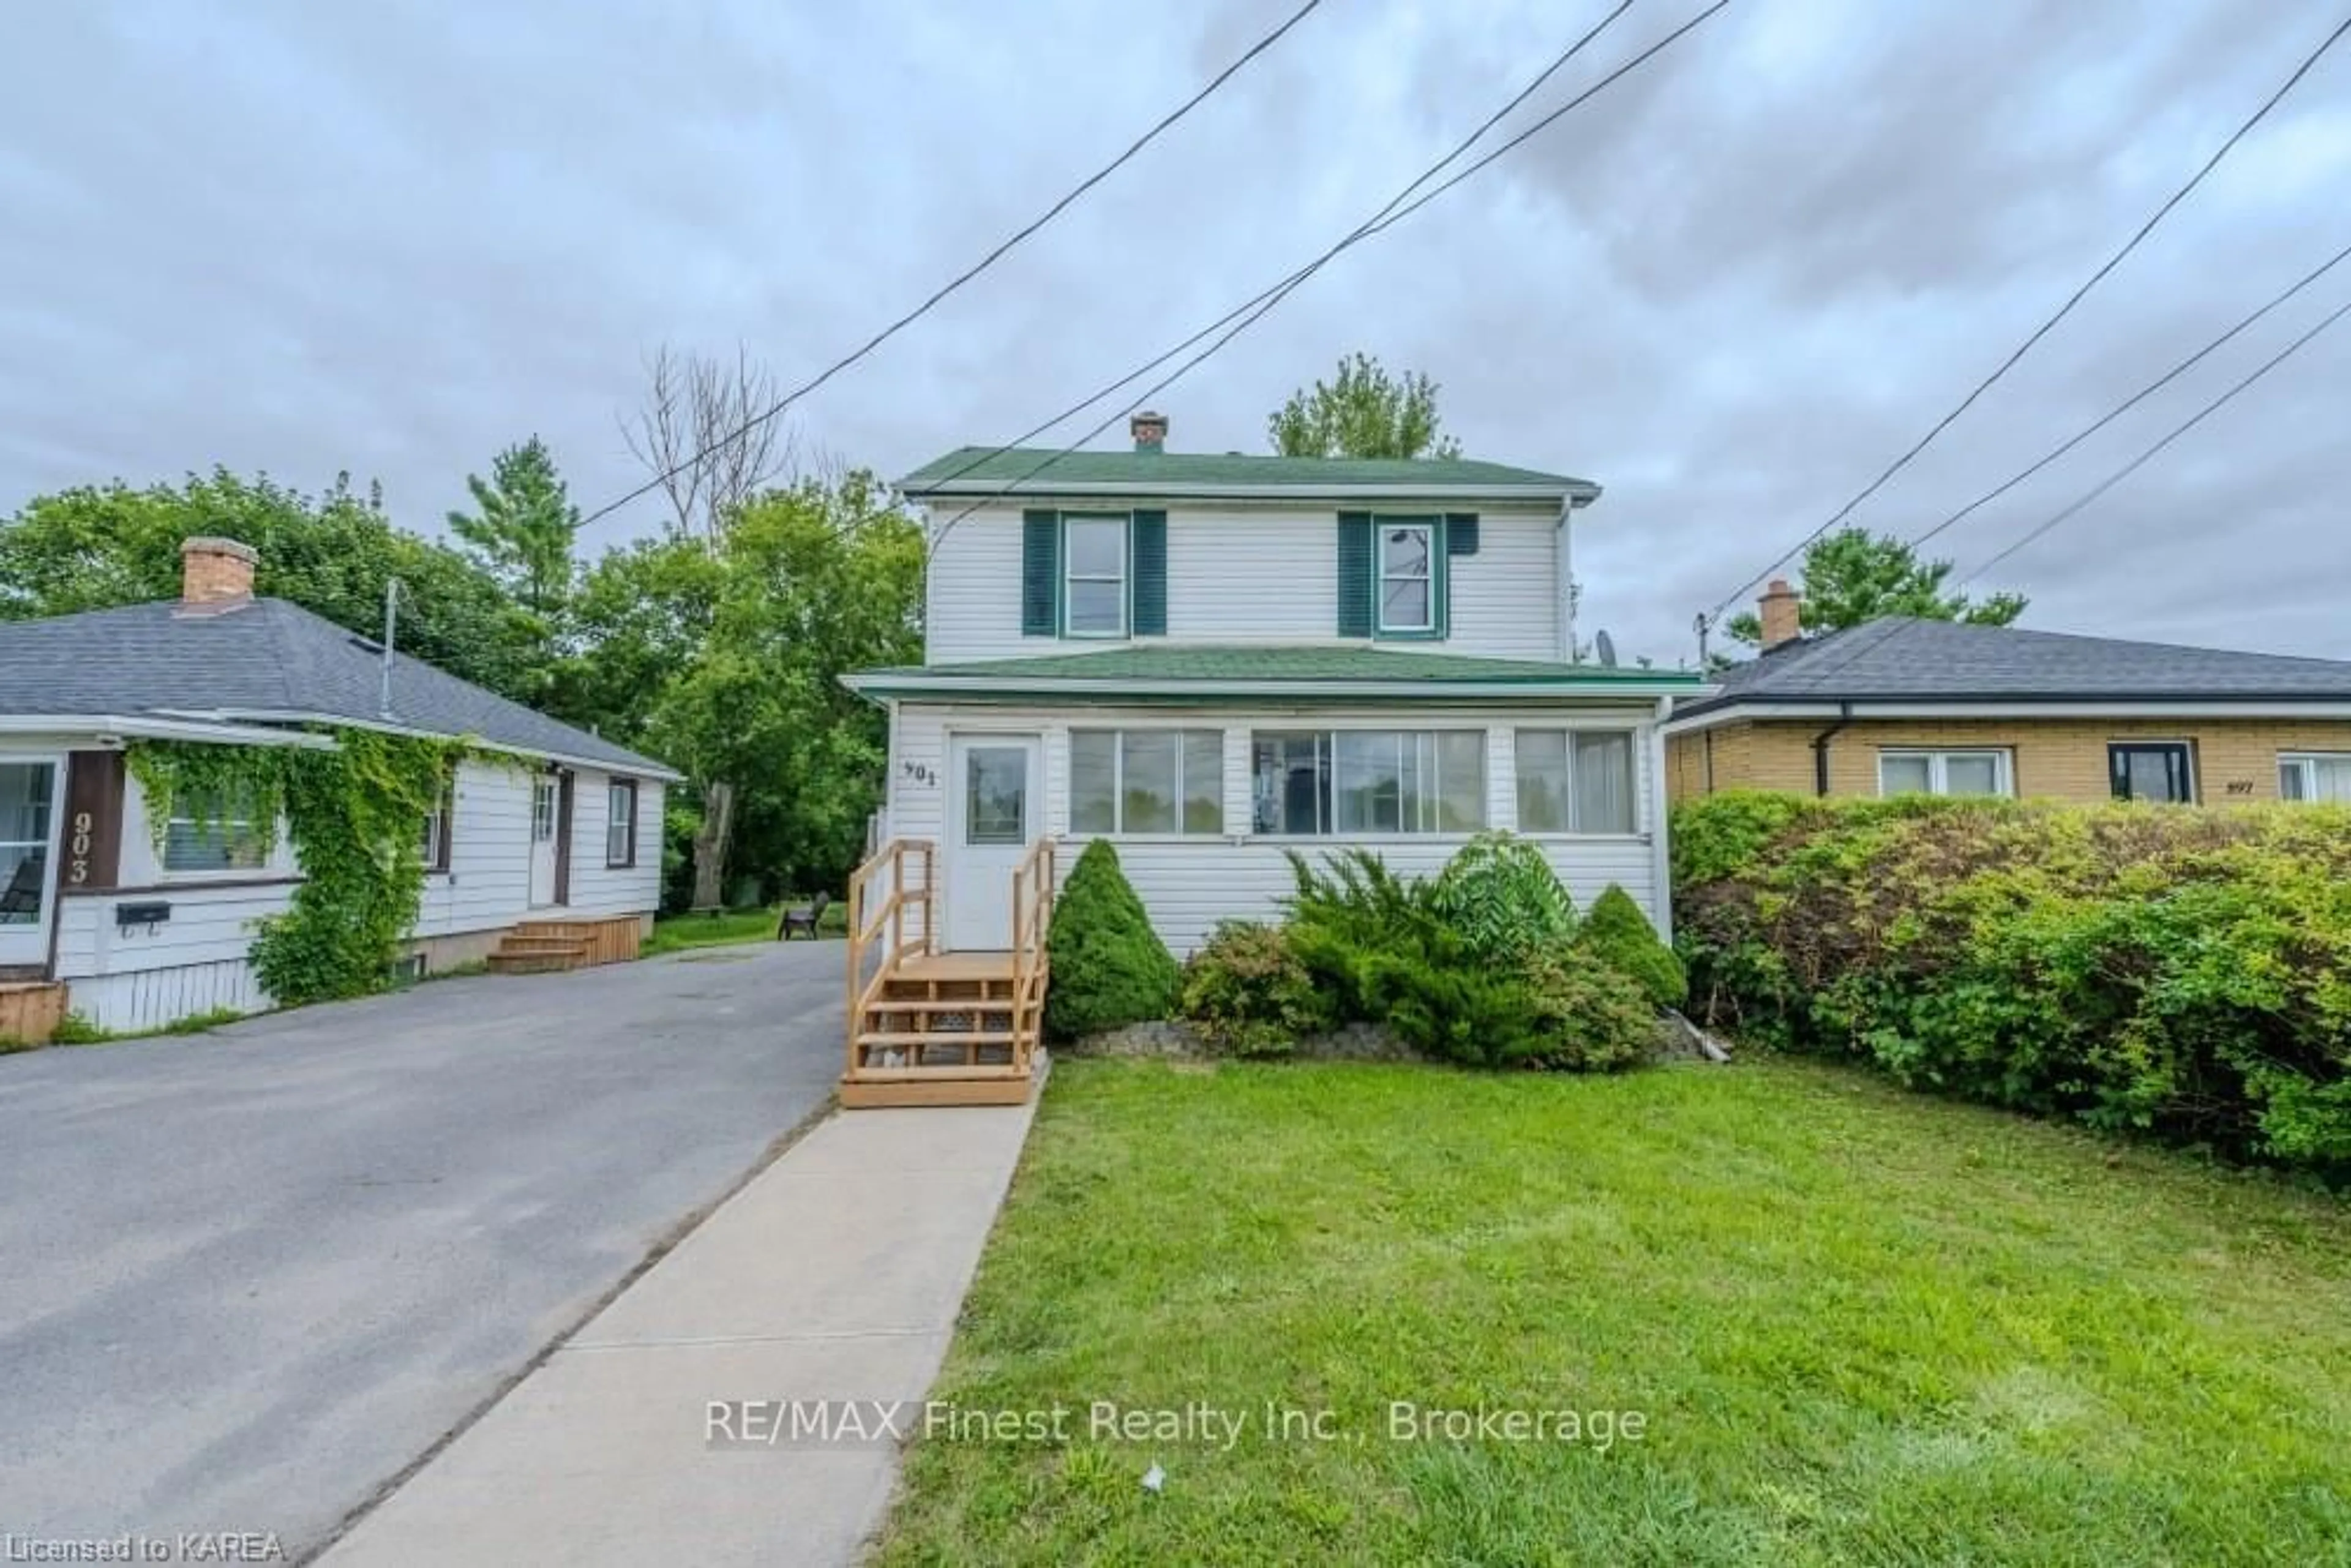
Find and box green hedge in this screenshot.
[1673,791,2351,1177]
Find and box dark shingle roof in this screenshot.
[0,598,675,775]
[1688,617,2351,715]
[898,446,1596,499]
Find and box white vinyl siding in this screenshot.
[924,502,1564,662]
[890,702,1663,954]
[48,758,664,1032]
[1878,748,2014,798]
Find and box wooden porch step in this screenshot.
[500,936,591,956]
[848,1062,1028,1082]
[857,1030,1018,1049]
[0,980,69,1046]
[841,1075,1035,1109]
[488,954,582,975]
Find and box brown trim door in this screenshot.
[553,770,575,905]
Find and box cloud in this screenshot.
[2,0,2347,662]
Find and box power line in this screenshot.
[1895,238,2351,561]
[574,0,1326,533]
[1753,288,2351,692]
[1956,294,2351,587]
[1701,11,2351,625]
[922,1,1730,557]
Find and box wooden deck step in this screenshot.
[487,951,583,975]
[857,1030,1018,1049]
[499,936,591,956]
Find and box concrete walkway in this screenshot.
[320,1086,1041,1566]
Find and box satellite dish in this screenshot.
[1595,629,1618,668]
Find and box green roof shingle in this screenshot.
[898,446,1596,498]
[847,644,1704,696]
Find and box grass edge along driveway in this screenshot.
[874,1057,2351,1566]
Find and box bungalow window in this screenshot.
[162,790,268,873]
[1070,730,1222,835]
[606,780,637,868]
[1878,749,2013,798]
[2279,753,2351,803]
[1377,522,1435,634]
[418,777,454,872]
[1062,516,1128,638]
[1250,730,1485,835]
[1514,730,1637,834]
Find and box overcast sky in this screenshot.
[6,1,2348,666]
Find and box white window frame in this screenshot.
[1375,520,1436,635]
[1068,728,1223,838]
[1876,748,2014,798]
[2278,752,2351,803]
[159,789,272,878]
[1513,728,1642,836]
[1248,727,1486,839]
[606,779,637,868]
[1062,514,1130,639]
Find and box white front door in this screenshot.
[528,776,560,907]
[0,758,62,970]
[944,734,1041,952]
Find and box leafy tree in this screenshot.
[1267,351,1463,460]
[446,436,578,623]
[0,469,543,699]
[1726,527,2028,647]
[558,470,924,905]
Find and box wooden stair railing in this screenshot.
[839,835,1054,1109]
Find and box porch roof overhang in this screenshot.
[0,713,339,749]
[844,646,1712,706]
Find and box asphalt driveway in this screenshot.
[0,939,843,1556]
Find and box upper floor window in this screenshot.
[1515,730,1637,834]
[1880,748,2012,798]
[1378,522,1436,634]
[1070,729,1222,835]
[1063,516,1128,638]
[163,789,268,873]
[2279,752,2351,803]
[1250,729,1484,836]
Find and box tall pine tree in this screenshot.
[447,437,579,623]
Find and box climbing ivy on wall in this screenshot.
[127,729,460,1008]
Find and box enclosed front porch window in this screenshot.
[1250,730,1485,836]
[1070,730,1222,835]
[1515,729,1638,833]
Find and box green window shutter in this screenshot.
[1336,512,1373,637]
[1022,509,1059,636]
[1131,509,1168,636]
[1444,513,1479,555]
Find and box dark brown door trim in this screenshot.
[553,770,575,905]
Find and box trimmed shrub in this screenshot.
[1579,884,1687,1011]
[1177,920,1337,1058]
[1044,840,1180,1041]
[1519,947,1658,1071]
[1673,793,2351,1177]
[1429,831,1577,963]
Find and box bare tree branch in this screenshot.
[621,342,797,544]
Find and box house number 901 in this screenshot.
[901,762,937,787]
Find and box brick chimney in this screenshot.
[179,536,258,612]
[1130,410,1168,453]
[1758,577,1802,650]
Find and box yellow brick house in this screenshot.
[1665,580,2351,805]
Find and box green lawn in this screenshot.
[875,1059,2351,1566]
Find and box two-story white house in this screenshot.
[844,413,1703,974]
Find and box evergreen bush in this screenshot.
[1044,840,1180,1041]
[1578,884,1687,1011]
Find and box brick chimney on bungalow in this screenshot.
[1131,410,1168,454]
[178,536,258,614]
[1758,577,1802,651]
